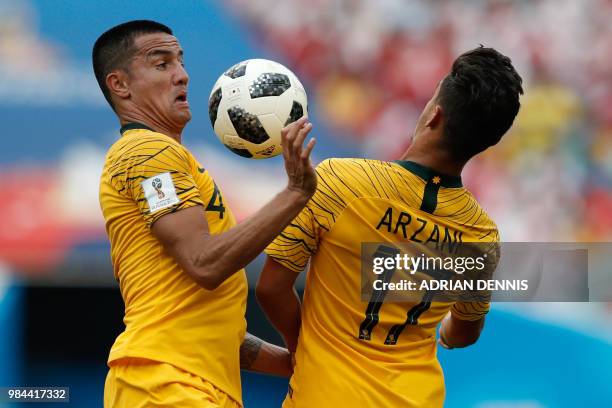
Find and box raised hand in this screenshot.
[281,117,317,200]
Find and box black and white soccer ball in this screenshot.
[208,59,308,159]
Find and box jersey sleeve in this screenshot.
[450,301,490,321]
[265,159,345,272]
[109,136,204,228]
[450,239,499,321]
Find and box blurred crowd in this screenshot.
[227,0,612,241]
[0,0,101,106]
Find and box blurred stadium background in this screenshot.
[0,0,611,407]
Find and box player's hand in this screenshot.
[438,324,454,350]
[438,335,453,350]
[281,117,317,201]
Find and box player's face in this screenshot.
[126,32,191,128]
[412,82,441,142]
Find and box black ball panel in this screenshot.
[284,101,304,126]
[224,146,253,158]
[249,73,291,99]
[227,106,270,144]
[208,87,222,127]
[224,61,248,79]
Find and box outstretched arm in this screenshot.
[240,332,293,377]
[256,256,302,353]
[152,118,317,290]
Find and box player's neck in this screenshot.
[119,114,183,143]
[400,144,465,178]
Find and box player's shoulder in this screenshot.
[313,158,406,204]
[316,157,396,178]
[102,129,198,191]
[460,189,500,241]
[476,205,499,237]
[105,129,191,167]
[108,129,183,155]
[464,189,497,223]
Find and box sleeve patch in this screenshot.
[141,172,180,213]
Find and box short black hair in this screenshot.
[92,20,173,110]
[438,46,523,161]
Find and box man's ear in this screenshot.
[106,70,130,101]
[425,105,443,129]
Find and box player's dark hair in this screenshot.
[438,46,523,161]
[92,20,173,110]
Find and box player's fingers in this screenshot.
[280,126,290,161]
[301,137,316,161]
[283,116,307,131]
[294,122,312,151]
[437,338,450,349]
[281,124,289,139]
[289,117,307,139]
[283,124,299,161]
[283,117,308,164]
[282,117,307,143]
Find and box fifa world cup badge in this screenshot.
[141,172,179,213]
[152,178,165,199]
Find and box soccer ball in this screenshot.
[208,59,308,159]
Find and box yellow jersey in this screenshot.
[99,123,247,405]
[266,158,498,408]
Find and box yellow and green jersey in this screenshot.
[266,158,498,408]
[99,123,247,405]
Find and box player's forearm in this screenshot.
[240,332,292,377]
[191,188,310,289]
[439,313,484,348]
[256,285,302,352]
